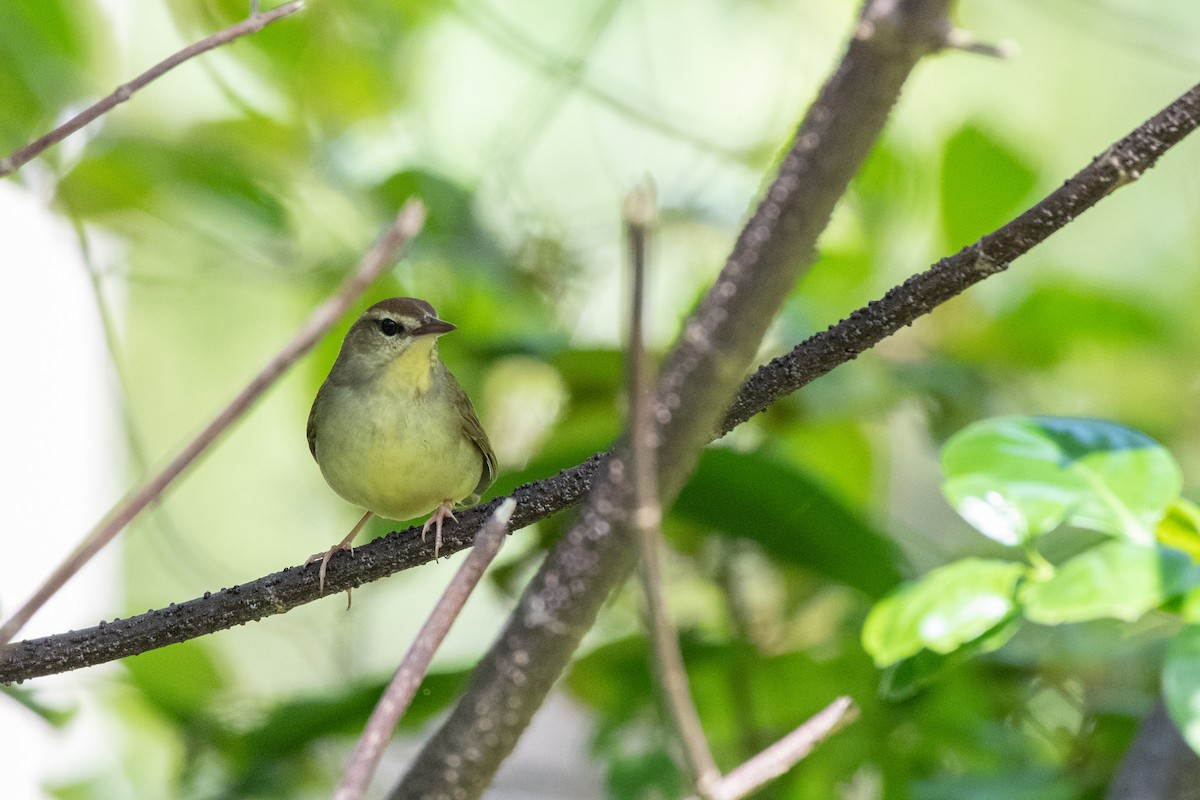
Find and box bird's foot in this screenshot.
[305,542,355,597]
[421,501,457,559]
[307,511,372,599]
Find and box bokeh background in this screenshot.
[4,0,1200,797]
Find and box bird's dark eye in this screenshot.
[379,318,404,336]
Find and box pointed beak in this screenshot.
[415,317,456,337]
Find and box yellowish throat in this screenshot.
[307,297,496,591]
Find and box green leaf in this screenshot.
[1022,541,1200,624]
[863,559,1027,667]
[1164,625,1200,755]
[673,447,903,597]
[942,416,1181,546]
[880,614,1021,700]
[940,124,1037,248]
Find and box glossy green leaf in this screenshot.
[674,447,903,597]
[880,614,1022,700]
[940,124,1037,248]
[1164,625,1200,756]
[1022,541,1200,624]
[863,559,1026,667]
[942,416,1181,546]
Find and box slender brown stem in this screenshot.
[695,697,859,800]
[0,201,425,647]
[332,499,514,800]
[0,1,305,179]
[942,28,1016,59]
[625,183,723,797]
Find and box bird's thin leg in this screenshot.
[307,510,373,595]
[421,501,457,558]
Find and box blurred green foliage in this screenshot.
[5,0,1200,798]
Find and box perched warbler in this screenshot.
[306,297,496,592]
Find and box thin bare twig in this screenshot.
[0,201,426,647]
[0,1,305,179]
[624,183,722,797]
[332,499,515,800]
[692,697,859,800]
[943,28,1017,59]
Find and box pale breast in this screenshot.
[313,381,482,521]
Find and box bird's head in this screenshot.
[331,297,456,391]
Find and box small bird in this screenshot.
[306,297,496,594]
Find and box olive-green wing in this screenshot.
[447,371,496,503]
[306,383,326,461]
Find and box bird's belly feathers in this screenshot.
[313,385,481,521]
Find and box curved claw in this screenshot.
[306,542,354,596]
[306,511,373,597]
[420,501,458,558]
